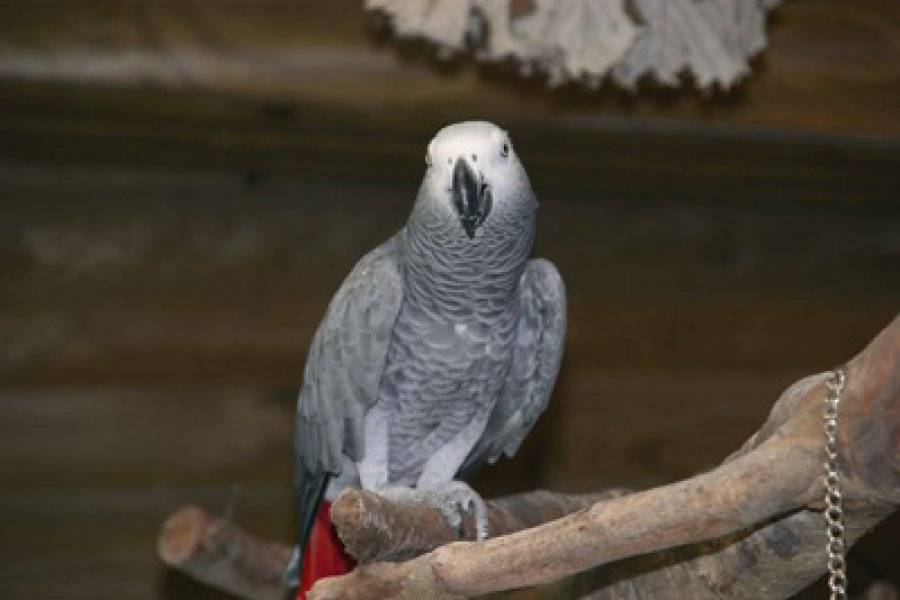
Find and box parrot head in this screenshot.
[417,121,536,240]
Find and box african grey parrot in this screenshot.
[288,121,566,597]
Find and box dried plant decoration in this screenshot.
[366,0,782,91]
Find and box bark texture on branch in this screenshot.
[330,488,629,564]
[567,503,895,599]
[157,315,899,600]
[157,505,292,600]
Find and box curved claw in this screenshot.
[375,481,490,540]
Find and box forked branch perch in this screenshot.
[158,315,899,599]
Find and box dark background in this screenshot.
[0,1,898,598]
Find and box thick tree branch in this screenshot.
[157,505,292,600]
[566,502,896,599]
[330,488,629,564]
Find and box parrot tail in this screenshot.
[295,500,355,600]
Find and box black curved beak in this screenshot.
[452,157,492,239]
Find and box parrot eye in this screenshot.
[425,154,433,168]
[500,143,509,158]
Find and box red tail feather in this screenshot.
[296,500,355,600]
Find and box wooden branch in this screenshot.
[566,502,896,599]
[156,497,896,600]
[330,488,629,564]
[156,315,899,599]
[155,490,628,595]
[309,314,900,599]
[157,505,292,600]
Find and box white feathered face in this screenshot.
[420,121,535,239]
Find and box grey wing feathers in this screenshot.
[460,258,566,473]
[296,234,404,474]
[294,234,404,556]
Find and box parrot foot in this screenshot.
[375,481,490,541]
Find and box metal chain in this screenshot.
[823,366,848,600]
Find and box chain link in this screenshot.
[824,367,848,600]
